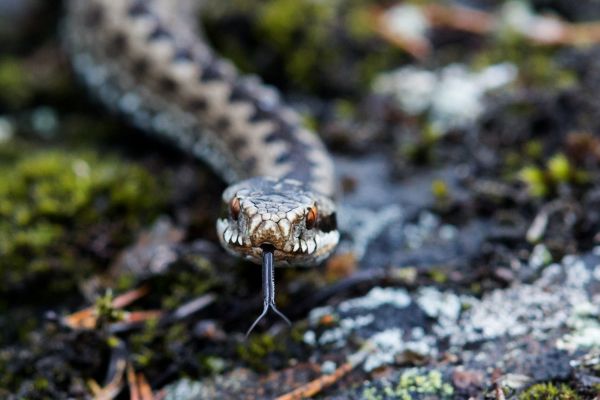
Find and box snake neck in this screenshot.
[63,0,335,198]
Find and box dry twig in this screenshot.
[128,364,155,400]
[276,343,375,399]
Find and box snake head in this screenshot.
[217,177,339,266]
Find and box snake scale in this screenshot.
[64,0,340,331]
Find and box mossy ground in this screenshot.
[1,0,599,399]
[202,0,407,96]
[519,382,581,400]
[0,144,166,294]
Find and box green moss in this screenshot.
[431,179,449,200]
[257,0,337,90]
[344,6,374,40]
[521,50,576,88]
[289,323,308,343]
[0,57,32,109]
[94,290,125,328]
[519,166,548,197]
[203,0,404,94]
[129,318,199,372]
[0,146,166,293]
[157,261,219,310]
[129,317,161,368]
[237,325,310,371]
[237,333,280,371]
[399,125,443,166]
[334,99,358,120]
[106,335,121,348]
[428,268,448,284]
[547,153,571,183]
[301,113,319,133]
[505,151,522,171]
[518,152,589,198]
[525,140,544,160]
[126,260,223,370]
[259,0,333,49]
[472,34,576,89]
[357,51,401,89]
[199,356,227,375]
[33,377,50,391]
[469,282,482,295]
[519,382,581,400]
[115,273,137,292]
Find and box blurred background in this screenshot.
[1,0,600,399]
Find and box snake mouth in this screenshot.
[260,243,276,253]
[216,218,339,265]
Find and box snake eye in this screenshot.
[306,206,318,230]
[230,197,241,220]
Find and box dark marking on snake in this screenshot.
[228,137,247,152]
[107,33,127,57]
[244,156,257,171]
[200,61,224,82]
[159,77,178,94]
[275,152,292,164]
[173,48,194,63]
[264,132,281,143]
[249,106,272,122]
[85,5,104,27]
[132,58,150,77]
[149,25,172,42]
[187,97,208,112]
[128,2,149,17]
[228,86,248,103]
[216,117,231,131]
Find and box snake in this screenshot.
[64,0,340,333]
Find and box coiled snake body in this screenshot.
[64,0,339,330]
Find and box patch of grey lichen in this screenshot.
[300,250,600,396]
[360,369,454,400]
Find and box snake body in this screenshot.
[64,0,339,268]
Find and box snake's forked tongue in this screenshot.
[245,245,291,337]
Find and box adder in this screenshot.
[64,0,340,334]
